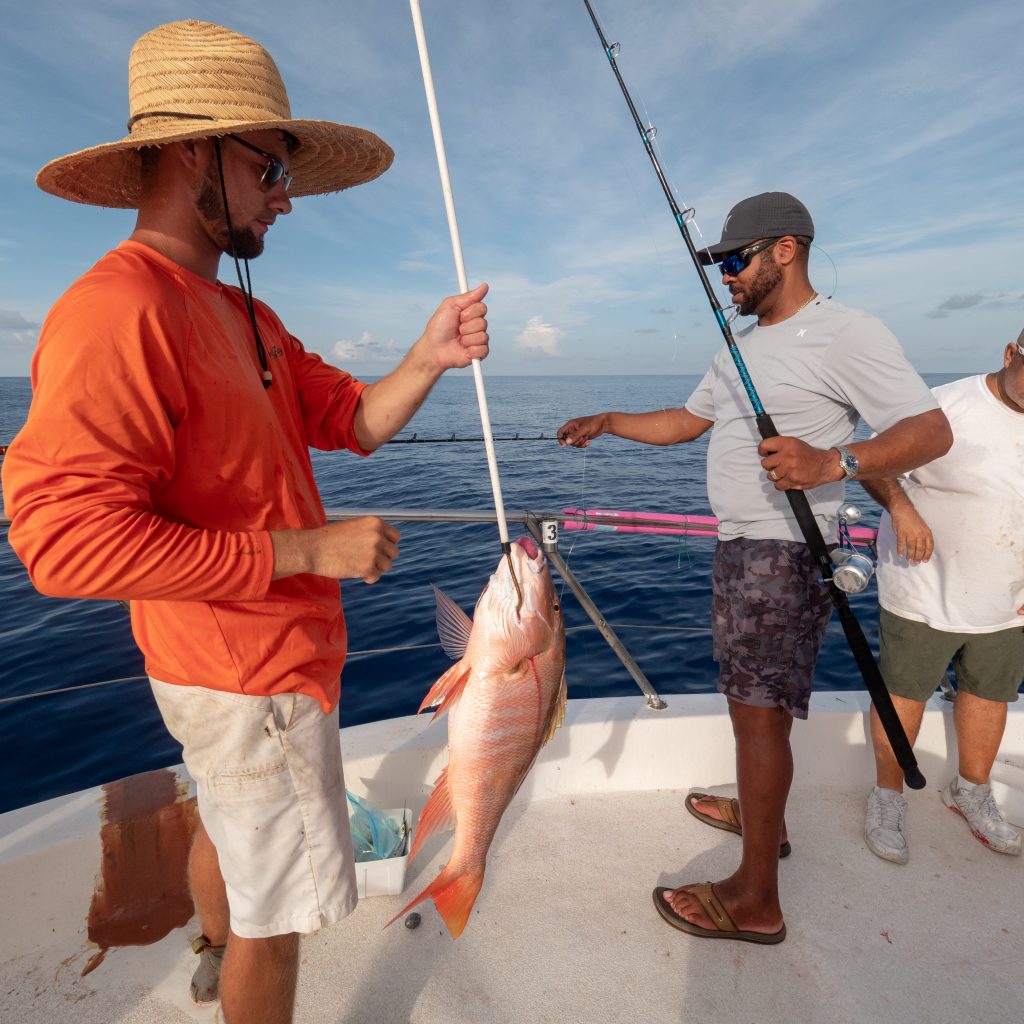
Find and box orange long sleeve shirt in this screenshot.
[2,241,370,711]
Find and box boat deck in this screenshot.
[2,694,1022,1023]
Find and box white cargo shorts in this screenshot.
[150,679,358,938]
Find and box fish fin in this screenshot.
[417,662,472,719]
[432,584,474,659]
[385,863,484,940]
[431,867,485,939]
[505,660,570,805]
[407,766,456,863]
[542,669,569,747]
[499,606,534,667]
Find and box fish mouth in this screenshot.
[514,535,539,560]
[510,534,547,580]
[480,534,558,630]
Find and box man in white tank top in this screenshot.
[861,331,1024,863]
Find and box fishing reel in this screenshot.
[830,503,876,594]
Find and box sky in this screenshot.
[1,0,1022,378]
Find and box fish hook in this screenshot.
[505,548,524,616]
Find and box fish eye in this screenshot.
[552,602,560,612]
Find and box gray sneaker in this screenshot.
[864,786,909,864]
[942,778,1022,855]
[190,934,225,1004]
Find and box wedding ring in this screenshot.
[769,469,778,481]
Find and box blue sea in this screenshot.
[0,372,964,813]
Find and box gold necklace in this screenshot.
[793,291,818,316]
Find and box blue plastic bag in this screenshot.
[346,791,408,862]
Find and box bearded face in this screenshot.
[732,249,783,317]
[195,161,265,261]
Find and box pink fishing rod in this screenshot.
[562,508,878,546]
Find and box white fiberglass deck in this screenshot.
[2,693,1022,1023]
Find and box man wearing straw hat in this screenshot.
[2,19,488,1023]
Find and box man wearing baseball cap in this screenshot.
[558,191,951,943]
[2,20,489,1023]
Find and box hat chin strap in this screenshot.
[213,138,273,389]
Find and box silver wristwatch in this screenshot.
[835,445,859,480]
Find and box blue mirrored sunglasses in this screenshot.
[225,136,293,192]
[718,238,778,277]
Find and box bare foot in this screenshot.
[688,794,790,846]
[661,877,784,936]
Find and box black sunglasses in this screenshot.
[224,136,293,192]
[718,238,779,277]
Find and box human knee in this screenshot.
[227,930,300,967]
[728,698,792,736]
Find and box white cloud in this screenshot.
[0,309,40,350]
[331,332,398,362]
[2,0,1022,378]
[925,292,1016,320]
[516,317,564,357]
[0,310,37,330]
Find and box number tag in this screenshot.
[541,520,558,548]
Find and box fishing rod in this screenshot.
[581,0,925,789]
[408,0,523,610]
[386,433,556,444]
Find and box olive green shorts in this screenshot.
[879,608,1024,704]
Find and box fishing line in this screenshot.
[556,445,588,608]
[676,533,693,570]
[812,243,839,299]
[553,446,591,700]
[582,0,925,789]
[384,432,557,444]
[0,620,713,705]
[598,49,718,369]
[0,675,151,704]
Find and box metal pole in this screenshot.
[523,518,666,711]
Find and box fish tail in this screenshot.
[385,864,484,939]
[432,866,484,939]
[407,766,454,864]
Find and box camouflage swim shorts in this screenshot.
[711,538,834,719]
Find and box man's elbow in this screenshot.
[903,409,953,471]
[8,528,101,600]
[927,409,954,459]
[26,566,77,599]
[19,550,87,600]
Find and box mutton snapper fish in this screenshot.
[388,535,567,938]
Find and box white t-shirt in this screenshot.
[876,374,1024,633]
[685,298,937,542]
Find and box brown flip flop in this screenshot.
[652,883,786,945]
[684,792,792,858]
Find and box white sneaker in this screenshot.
[864,786,909,864]
[941,778,1022,855]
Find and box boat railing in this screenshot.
[321,508,691,709]
[1,506,953,711]
[3,506,729,711]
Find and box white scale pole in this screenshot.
[409,0,512,553]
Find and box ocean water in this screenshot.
[0,372,962,813]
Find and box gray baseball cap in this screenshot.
[699,192,815,265]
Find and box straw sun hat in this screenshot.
[36,19,394,208]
